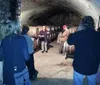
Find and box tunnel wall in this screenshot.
[0,0,100,28]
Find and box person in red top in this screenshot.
[60,25,70,58]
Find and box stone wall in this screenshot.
[0,0,21,40]
[0,0,21,23]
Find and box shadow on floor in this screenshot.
[48,44,54,50]
[67,54,74,59]
[31,78,73,85]
[31,77,100,85]
[34,44,54,54]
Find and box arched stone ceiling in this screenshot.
[21,0,100,29]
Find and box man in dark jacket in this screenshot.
[67,16,100,85]
[39,26,49,53]
[0,20,31,85]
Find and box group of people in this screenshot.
[0,15,100,85]
[0,21,38,85]
[0,21,51,85]
[60,16,100,85]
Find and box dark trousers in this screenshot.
[26,53,37,79]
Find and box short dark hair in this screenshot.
[81,16,94,26]
[77,16,95,31]
[21,25,29,35]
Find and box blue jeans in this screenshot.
[74,70,96,85]
[14,68,31,85]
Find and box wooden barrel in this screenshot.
[69,27,77,34]
[68,45,75,54]
[51,26,55,32]
[62,42,75,54]
[46,26,51,32]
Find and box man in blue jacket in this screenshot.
[0,20,31,85]
[67,16,100,85]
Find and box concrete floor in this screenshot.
[32,41,100,85]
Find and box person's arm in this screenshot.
[60,30,70,42]
[29,36,34,54]
[23,37,30,61]
[67,33,76,45]
[62,30,69,37]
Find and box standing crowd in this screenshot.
[0,15,100,85]
[59,16,100,85]
[0,21,38,85]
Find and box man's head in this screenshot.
[62,25,68,31]
[21,25,29,35]
[77,16,95,31]
[42,26,46,31]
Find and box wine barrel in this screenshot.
[68,45,75,54]
[62,43,75,54]
[51,26,55,32]
[69,27,77,34]
[46,26,51,32]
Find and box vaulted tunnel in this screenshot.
[0,0,100,28]
[0,1,100,84]
[21,0,82,27]
[19,0,100,51]
[21,0,100,29]
[0,0,100,41]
